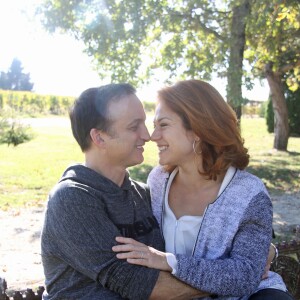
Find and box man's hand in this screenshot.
[262,243,277,280]
[149,271,210,300]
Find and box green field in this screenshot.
[0,116,299,209]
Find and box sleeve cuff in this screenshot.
[166,253,178,275]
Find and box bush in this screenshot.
[265,99,274,133]
[143,101,155,112]
[265,86,300,135]
[259,101,267,118]
[0,111,34,146]
[0,90,75,116]
[286,88,300,135]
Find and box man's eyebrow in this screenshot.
[127,118,144,127]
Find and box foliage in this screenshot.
[0,121,34,147]
[38,0,299,125]
[0,111,34,147]
[266,99,275,133]
[129,164,153,183]
[244,0,300,150]
[38,1,246,102]
[242,105,260,117]
[0,112,10,134]
[143,101,155,113]
[266,86,300,135]
[245,1,300,88]
[286,86,300,135]
[0,58,34,91]
[0,89,75,116]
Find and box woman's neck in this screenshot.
[175,163,224,189]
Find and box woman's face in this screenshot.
[151,101,197,166]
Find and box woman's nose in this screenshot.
[150,128,160,142]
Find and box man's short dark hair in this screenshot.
[69,83,136,152]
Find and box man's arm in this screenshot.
[45,187,161,299]
[150,272,210,300]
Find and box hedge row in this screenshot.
[0,90,75,116]
[0,90,158,116]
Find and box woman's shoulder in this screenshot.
[147,165,169,185]
[233,169,269,196]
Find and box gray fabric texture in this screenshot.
[148,166,286,300]
[41,164,164,300]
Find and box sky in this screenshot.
[0,0,270,101]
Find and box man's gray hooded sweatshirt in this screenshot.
[41,164,164,300]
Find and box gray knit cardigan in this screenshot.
[148,166,286,300]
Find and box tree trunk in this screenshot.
[265,62,289,151]
[227,0,250,120]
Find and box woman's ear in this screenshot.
[188,131,200,142]
[90,128,105,147]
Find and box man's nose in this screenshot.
[141,125,150,141]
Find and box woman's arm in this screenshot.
[113,192,273,297]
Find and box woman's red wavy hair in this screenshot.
[157,79,249,180]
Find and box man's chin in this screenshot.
[127,157,144,168]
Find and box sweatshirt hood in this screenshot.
[59,164,132,193]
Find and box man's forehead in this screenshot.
[107,94,146,123]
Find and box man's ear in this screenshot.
[90,128,105,147]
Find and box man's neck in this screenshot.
[85,157,126,187]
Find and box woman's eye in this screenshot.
[160,123,168,127]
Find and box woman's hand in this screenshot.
[112,236,172,272]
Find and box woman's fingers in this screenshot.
[115,236,144,246]
[112,243,144,253]
[126,257,148,266]
[116,250,147,260]
[112,242,172,272]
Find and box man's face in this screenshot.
[103,94,150,169]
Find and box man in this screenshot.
[41,83,206,299]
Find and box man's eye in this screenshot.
[160,123,168,127]
[130,126,138,131]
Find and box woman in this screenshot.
[113,80,292,299]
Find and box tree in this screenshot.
[39,1,300,136]
[245,1,300,150]
[38,0,251,118]
[0,58,34,91]
[227,0,250,119]
[266,84,300,136]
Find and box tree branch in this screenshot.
[279,59,300,74]
[164,8,226,41]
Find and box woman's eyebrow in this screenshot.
[154,117,171,123]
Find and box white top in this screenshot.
[164,166,236,273]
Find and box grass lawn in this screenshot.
[0,116,299,209]
[241,117,300,195]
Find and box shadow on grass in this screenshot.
[128,157,300,193]
[129,164,154,183]
[247,160,300,194]
[286,151,300,156]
